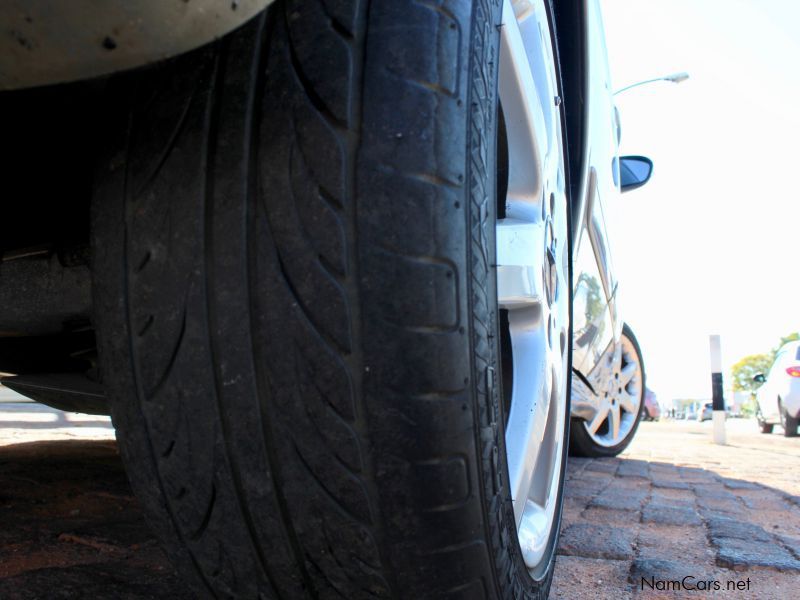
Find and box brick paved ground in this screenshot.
[2,397,799,599]
[551,419,800,600]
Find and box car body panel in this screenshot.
[570,0,624,394]
[571,180,614,374]
[0,0,273,90]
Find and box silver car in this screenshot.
[1,0,651,596]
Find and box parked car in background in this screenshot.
[698,402,713,422]
[753,341,800,437]
[643,388,660,421]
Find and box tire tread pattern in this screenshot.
[93,0,557,598]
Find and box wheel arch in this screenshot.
[0,0,274,90]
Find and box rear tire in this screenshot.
[569,324,646,457]
[92,1,570,598]
[756,405,773,433]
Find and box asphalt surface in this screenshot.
[1,397,798,599]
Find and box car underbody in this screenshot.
[0,1,589,420]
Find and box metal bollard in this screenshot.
[709,335,726,445]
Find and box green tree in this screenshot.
[771,332,800,360]
[731,353,772,395]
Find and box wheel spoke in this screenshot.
[499,0,550,212]
[570,370,603,421]
[517,499,549,568]
[609,403,621,440]
[618,390,637,414]
[619,362,637,386]
[505,310,548,522]
[586,405,608,434]
[496,218,546,310]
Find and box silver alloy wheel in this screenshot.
[497,0,570,573]
[580,333,643,447]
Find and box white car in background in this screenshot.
[754,341,800,436]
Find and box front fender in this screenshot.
[1,0,273,90]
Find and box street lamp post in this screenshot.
[614,71,689,96]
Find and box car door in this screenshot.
[571,183,614,374]
[571,0,622,377]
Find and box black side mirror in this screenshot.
[753,373,766,384]
[619,155,653,193]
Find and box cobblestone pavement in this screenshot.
[551,419,800,600]
[2,396,799,598]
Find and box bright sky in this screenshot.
[600,0,800,403]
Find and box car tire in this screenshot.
[780,402,799,437]
[756,405,773,433]
[569,324,646,457]
[92,1,571,598]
